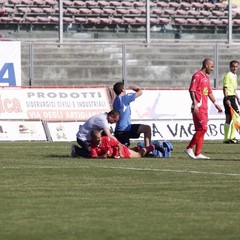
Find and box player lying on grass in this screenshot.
[89,129,164,159]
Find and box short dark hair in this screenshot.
[113,82,124,95]
[108,109,120,118]
[230,60,239,67]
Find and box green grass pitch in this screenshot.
[1,140,240,240]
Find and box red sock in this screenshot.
[146,145,154,152]
[195,132,205,156]
[187,130,204,150]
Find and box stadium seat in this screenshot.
[212,10,226,17]
[174,18,187,24]
[45,0,58,6]
[0,8,5,15]
[18,7,31,14]
[198,19,211,25]
[13,17,24,22]
[188,10,200,16]
[152,9,163,15]
[116,9,129,15]
[200,10,212,17]
[66,8,79,14]
[50,17,59,22]
[135,18,146,24]
[86,1,97,7]
[31,7,44,13]
[140,8,146,14]
[24,16,38,22]
[103,9,116,15]
[74,1,85,7]
[133,2,145,7]
[220,18,228,24]
[169,2,180,9]
[164,9,176,16]
[99,18,112,24]
[43,8,56,14]
[33,0,45,5]
[215,2,228,10]
[176,9,188,16]
[109,1,122,7]
[111,18,124,24]
[37,17,50,22]
[150,18,159,24]
[9,0,22,4]
[98,1,109,7]
[3,8,16,14]
[203,2,215,9]
[233,19,240,25]
[129,9,142,15]
[150,2,157,7]
[122,1,133,7]
[79,9,91,14]
[0,0,6,4]
[75,17,87,23]
[0,17,13,22]
[157,2,169,8]
[123,18,136,24]
[21,0,34,5]
[158,18,171,24]
[64,17,74,23]
[63,1,74,7]
[192,2,203,9]
[91,8,104,14]
[87,18,100,24]
[210,19,222,25]
[180,2,192,9]
[186,18,199,25]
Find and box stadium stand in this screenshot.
[0,0,240,35]
[18,41,240,88]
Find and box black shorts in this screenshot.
[223,96,239,115]
[114,124,141,146]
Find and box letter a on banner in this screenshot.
[0,41,21,86]
[0,63,16,86]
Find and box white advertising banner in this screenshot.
[131,119,225,141]
[0,120,46,141]
[47,121,83,142]
[46,118,225,142]
[130,89,225,120]
[0,41,21,86]
[0,88,229,141]
[0,87,111,121]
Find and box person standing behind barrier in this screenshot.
[223,60,240,144]
[113,82,152,147]
[71,110,120,157]
[184,58,222,159]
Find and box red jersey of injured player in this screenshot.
[89,129,143,158]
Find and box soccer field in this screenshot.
[1,141,240,240]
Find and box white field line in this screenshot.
[100,166,240,177]
[2,165,240,177]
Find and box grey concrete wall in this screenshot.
[21,42,240,88]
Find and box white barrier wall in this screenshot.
[0,87,227,141]
[0,120,46,141]
[0,87,111,121]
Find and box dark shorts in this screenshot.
[114,124,141,146]
[77,138,90,157]
[223,96,239,115]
